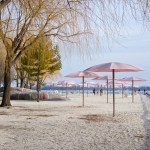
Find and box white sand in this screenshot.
[0,93,150,150]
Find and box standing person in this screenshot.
[93,88,96,95]
[100,89,103,96]
[144,89,146,95]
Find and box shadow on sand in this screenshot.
[140,94,150,150]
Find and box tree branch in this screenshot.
[0,0,11,10]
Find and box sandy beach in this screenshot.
[0,93,150,150]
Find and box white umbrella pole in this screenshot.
[100,84,102,96]
[122,84,123,98]
[132,80,134,103]
[66,83,68,98]
[82,76,85,107]
[107,79,108,103]
[98,85,100,96]
[86,84,88,97]
[112,69,115,117]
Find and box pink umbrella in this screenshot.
[98,83,107,88]
[78,81,98,87]
[57,80,76,85]
[85,62,144,116]
[65,71,100,106]
[108,80,128,85]
[108,80,129,98]
[84,81,98,86]
[120,77,146,102]
[93,75,119,103]
[44,78,58,87]
[57,80,76,98]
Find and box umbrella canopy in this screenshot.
[44,78,58,86]
[78,81,98,87]
[65,71,100,106]
[57,80,76,86]
[85,62,144,116]
[121,77,146,82]
[65,71,100,78]
[98,83,107,87]
[84,81,98,86]
[94,75,119,80]
[108,80,129,98]
[57,80,76,98]
[120,77,146,102]
[86,62,143,72]
[108,80,128,85]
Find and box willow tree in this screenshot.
[0,0,92,106]
[0,0,150,106]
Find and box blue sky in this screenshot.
[59,24,150,86]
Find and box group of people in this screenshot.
[137,89,146,94]
[93,88,103,96]
[93,88,147,95]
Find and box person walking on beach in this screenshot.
[93,88,96,95]
[144,89,146,95]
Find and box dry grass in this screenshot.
[13,106,27,108]
[79,114,117,123]
[15,108,48,112]
[0,112,9,115]
[0,125,11,129]
[135,134,149,139]
[72,106,93,108]
[21,114,57,117]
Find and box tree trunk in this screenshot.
[24,77,28,88]
[20,78,24,88]
[16,72,19,87]
[37,62,40,102]
[0,56,11,107]
[37,81,40,102]
[30,84,32,89]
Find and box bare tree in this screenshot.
[0,42,6,87]
[0,43,16,87]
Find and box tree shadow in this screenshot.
[140,95,150,150]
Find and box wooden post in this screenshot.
[107,79,108,103]
[122,84,123,98]
[132,80,134,103]
[112,69,115,117]
[82,76,84,107]
[87,83,88,97]
[66,83,68,99]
